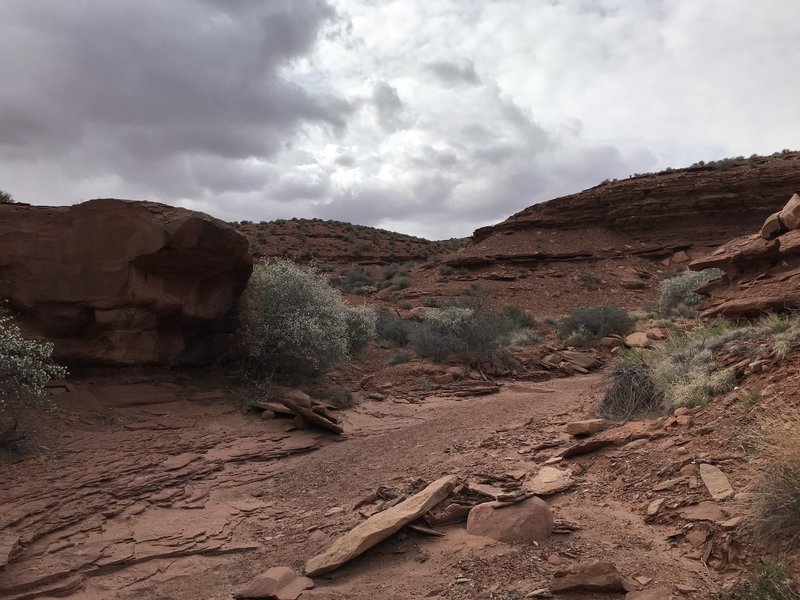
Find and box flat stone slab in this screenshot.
[699,464,734,501]
[305,475,458,576]
[527,467,574,496]
[565,419,609,437]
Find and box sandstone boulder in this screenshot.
[690,228,800,318]
[466,497,553,543]
[0,199,252,365]
[550,560,626,593]
[625,332,652,348]
[761,211,787,240]
[565,419,609,437]
[779,193,800,229]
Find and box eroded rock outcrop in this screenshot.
[0,199,252,365]
[691,194,800,318]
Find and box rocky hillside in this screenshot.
[234,218,464,267]
[469,151,800,257]
[394,153,800,317]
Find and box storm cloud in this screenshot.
[1,0,799,238]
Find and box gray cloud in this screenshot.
[0,0,350,197]
[426,59,480,86]
[1,0,798,240]
[372,82,412,132]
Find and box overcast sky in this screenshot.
[1,1,798,239]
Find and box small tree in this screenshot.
[239,259,376,377]
[0,190,14,204]
[1,316,67,446]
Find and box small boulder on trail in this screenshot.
[550,560,626,593]
[565,419,609,437]
[466,497,553,543]
[233,566,313,600]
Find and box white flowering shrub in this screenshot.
[658,268,725,311]
[240,259,376,376]
[344,304,377,355]
[1,316,67,444]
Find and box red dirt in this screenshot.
[3,354,795,599]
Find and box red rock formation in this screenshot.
[0,199,253,365]
[691,230,800,318]
[460,153,800,266]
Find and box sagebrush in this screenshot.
[239,259,376,377]
[558,305,635,346]
[659,268,725,311]
[1,316,67,445]
[408,306,526,365]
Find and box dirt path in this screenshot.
[1,372,721,599]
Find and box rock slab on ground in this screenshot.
[565,419,609,437]
[305,475,458,576]
[466,497,554,543]
[550,560,626,593]
[234,566,314,600]
[526,467,573,496]
[699,463,734,501]
[626,589,675,600]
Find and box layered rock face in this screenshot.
[457,153,800,266]
[0,199,253,365]
[691,194,800,318]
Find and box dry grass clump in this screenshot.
[721,561,798,600]
[752,460,800,548]
[599,355,663,420]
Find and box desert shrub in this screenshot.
[721,561,798,600]
[375,310,413,347]
[558,306,635,345]
[386,351,411,366]
[408,307,515,364]
[507,329,541,350]
[0,316,67,446]
[658,268,725,311]
[0,190,14,204]
[752,459,800,548]
[651,336,735,408]
[330,266,378,295]
[344,305,377,356]
[502,306,535,328]
[578,271,601,288]
[391,276,410,290]
[438,265,454,277]
[600,354,663,420]
[239,259,375,377]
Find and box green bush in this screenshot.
[658,268,725,311]
[0,190,14,204]
[239,259,376,377]
[1,316,67,445]
[408,307,515,364]
[375,310,413,347]
[558,306,635,345]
